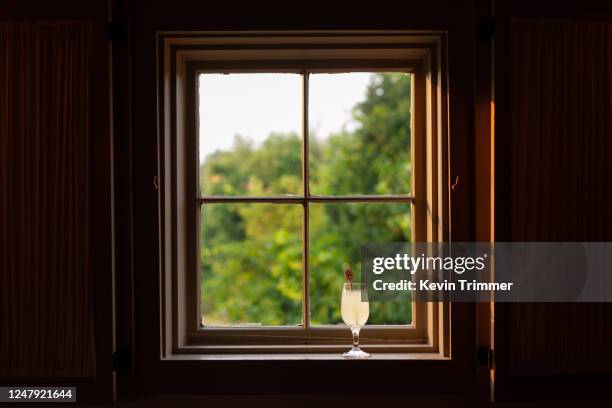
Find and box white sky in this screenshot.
[198,73,372,162]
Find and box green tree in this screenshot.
[200,73,412,326]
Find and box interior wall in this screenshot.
[126,0,478,395]
[4,0,610,401]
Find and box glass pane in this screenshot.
[309,202,412,326]
[198,73,302,196]
[308,72,412,195]
[200,203,302,326]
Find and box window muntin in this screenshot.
[196,71,415,333]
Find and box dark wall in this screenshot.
[498,0,611,19]
[3,0,611,401]
[3,0,105,20]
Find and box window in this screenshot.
[159,32,449,355]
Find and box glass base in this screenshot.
[342,346,371,359]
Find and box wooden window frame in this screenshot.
[158,31,450,357]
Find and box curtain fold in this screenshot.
[509,19,612,375]
[0,22,95,378]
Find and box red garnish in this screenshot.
[344,267,354,290]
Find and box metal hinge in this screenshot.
[153,175,159,192]
[112,347,132,374]
[477,345,494,369]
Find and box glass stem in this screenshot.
[351,327,361,348]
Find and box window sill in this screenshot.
[152,351,463,394]
[163,352,448,361]
[172,342,438,356]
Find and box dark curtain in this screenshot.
[509,19,612,374]
[0,22,96,378]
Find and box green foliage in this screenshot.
[200,73,412,326]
